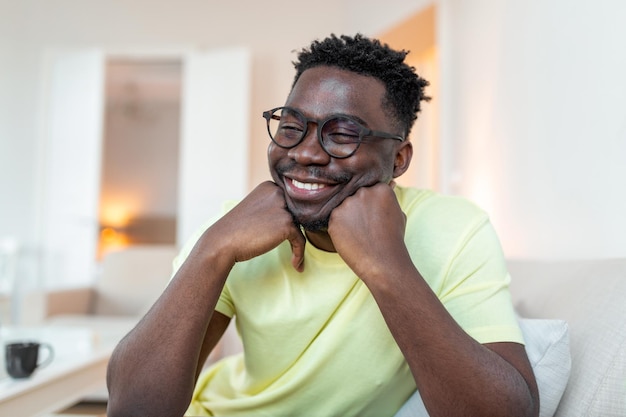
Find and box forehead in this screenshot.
[285,66,388,125]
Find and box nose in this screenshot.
[287,125,330,165]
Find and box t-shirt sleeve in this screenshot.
[438,214,523,344]
[402,189,523,346]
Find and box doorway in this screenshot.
[98,58,182,258]
[38,47,251,289]
[378,4,439,191]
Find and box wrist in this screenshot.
[189,226,237,275]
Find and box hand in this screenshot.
[327,182,408,281]
[202,181,306,272]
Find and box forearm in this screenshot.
[106,233,234,417]
[364,261,537,417]
[105,182,306,417]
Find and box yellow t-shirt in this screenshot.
[177,186,523,417]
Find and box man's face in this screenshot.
[268,66,406,231]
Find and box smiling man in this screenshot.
[106,34,539,417]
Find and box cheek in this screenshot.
[376,147,400,182]
[267,143,281,168]
[343,165,389,192]
[381,161,396,182]
[267,144,289,183]
[267,142,276,160]
[351,151,396,183]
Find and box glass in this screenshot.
[262,106,404,159]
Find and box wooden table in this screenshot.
[0,323,131,417]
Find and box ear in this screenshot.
[392,141,413,178]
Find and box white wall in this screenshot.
[343,0,433,35]
[0,1,43,246]
[439,0,626,259]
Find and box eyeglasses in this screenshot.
[262,106,405,159]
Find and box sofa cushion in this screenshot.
[518,318,571,417]
[93,244,178,316]
[509,258,626,417]
[393,318,571,417]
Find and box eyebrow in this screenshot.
[289,106,372,128]
[329,112,370,127]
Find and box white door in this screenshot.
[177,48,251,246]
[39,49,105,289]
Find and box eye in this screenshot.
[323,118,361,144]
[272,110,305,141]
[326,131,359,144]
[277,121,304,139]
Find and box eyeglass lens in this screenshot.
[267,108,361,158]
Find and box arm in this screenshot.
[106,182,306,417]
[328,183,539,417]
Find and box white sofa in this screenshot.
[508,258,626,416]
[43,244,181,349]
[43,255,626,416]
[43,243,238,363]
[46,244,179,321]
[41,245,180,401]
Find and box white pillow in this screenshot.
[518,318,571,417]
[393,318,571,417]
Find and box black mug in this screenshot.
[5,341,54,378]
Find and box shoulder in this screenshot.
[395,186,498,273]
[395,186,488,232]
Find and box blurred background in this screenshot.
[1,0,625,295]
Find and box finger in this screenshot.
[289,227,307,272]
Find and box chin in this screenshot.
[298,218,329,232]
[287,206,330,232]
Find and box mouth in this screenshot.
[283,176,340,203]
[291,179,327,191]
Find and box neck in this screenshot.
[305,229,336,253]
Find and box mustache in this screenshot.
[275,160,351,184]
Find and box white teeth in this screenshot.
[292,179,326,191]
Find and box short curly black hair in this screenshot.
[292,33,430,137]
